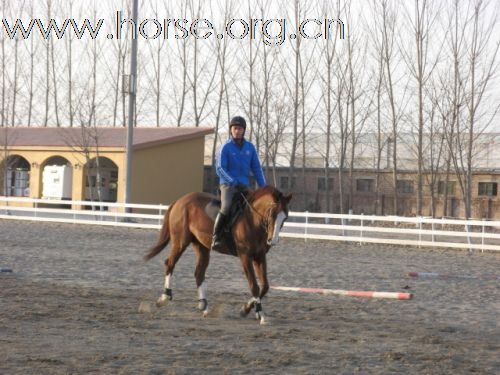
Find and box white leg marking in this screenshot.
[268,212,287,246]
[198,282,207,300]
[157,274,172,307]
[198,282,209,316]
[247,297,260,305]
[164,274,172,289]
[251,297,269,324]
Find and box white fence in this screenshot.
[0,196,167,229]
[1,196,500,252]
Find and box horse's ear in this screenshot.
[284,193,292,205]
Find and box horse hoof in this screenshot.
[156,295,168,308]
[203,309,209,318]
[240,304,250,317]
[260,317,270,325]
[198,299,208,312]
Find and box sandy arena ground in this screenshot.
[1,219,499,374]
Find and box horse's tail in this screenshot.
[143,201,176,261]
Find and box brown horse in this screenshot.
[144,185,292,324]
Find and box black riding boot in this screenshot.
[211,211,227,250]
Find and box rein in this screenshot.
[240,192,277,231]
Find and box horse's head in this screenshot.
[248,186,292,246]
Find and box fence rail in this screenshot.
[1,197,499,251]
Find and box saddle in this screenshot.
[205,188,249,237]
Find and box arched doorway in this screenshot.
[84,157,119,202]
[1,155,30,197]
[41,156,73,199]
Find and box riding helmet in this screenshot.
[229,116,247,130]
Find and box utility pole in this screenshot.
[124,0,139,211]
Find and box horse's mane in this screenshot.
[247,185,282,204]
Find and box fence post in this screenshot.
[465,223,472,252]
[481,220,485,253]
[305,211,309,242]
[431,220,435,243]
[159,204,163,226]
[359,213,364,245]
[418,217,422,248]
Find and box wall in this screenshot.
[0,147,123,202]
[133,137,206,205]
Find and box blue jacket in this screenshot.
[216,138,266,187]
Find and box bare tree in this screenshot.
[401,0,441,215]
[42,0,53,127]
[165,1,191,127]
[64,0,76,127]
[0,0,8,128]
[10,26,20,127]
[210,0,236,168]
[319,0,344,213]
[49,0,61,127]
[0,127,20,200]
[190,1,219,127]
[25,0,38,127]
[374,0,408,214]
[425,86,447,217]
[60,126,104,206]
[343,5,373,213]
[268,98,291,185]
[285,0,303,195]
[366,5,388,215]
[443,0,499,219]
[280,0,322,208]
[142,0,169,127]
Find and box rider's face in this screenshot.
[231,125,245,140]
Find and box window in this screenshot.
[280,176,296,190]
[5,168,30,197]
[478,182,497,197]
[437,181,456,195]
[85,176,97,188]
[356,179,374,192]
[397,180,414,194]
[317,177,334,191]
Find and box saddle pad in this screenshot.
[204,199,221,221]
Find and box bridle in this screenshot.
[240,193,282,233]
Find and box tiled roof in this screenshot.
[0,127,213,149]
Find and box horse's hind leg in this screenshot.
[253,255,269,299]
[156,240,189,307]
[192,242,210,317]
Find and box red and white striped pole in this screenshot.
[408,272,500,280]
[271,286,413,300]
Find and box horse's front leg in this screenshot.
[239,254,266,324]
[252,255,269,324]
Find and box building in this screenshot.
[203,132,500,219]
[0,127,213,207]
[204,165,500,219]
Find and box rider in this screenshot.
[211,116,267,250]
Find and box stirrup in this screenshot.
[211,237,223,250]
